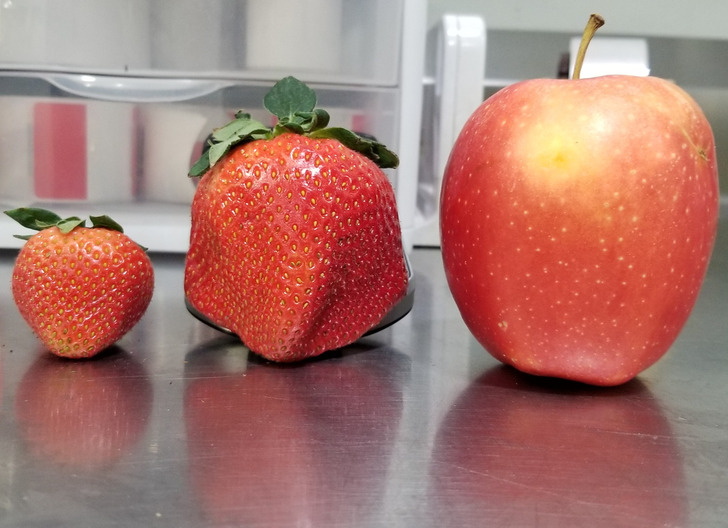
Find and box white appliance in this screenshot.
[412,15,486,247]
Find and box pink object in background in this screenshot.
[31,101,137,203]
[33,102,87,200]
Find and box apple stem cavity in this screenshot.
[572,13,605,80]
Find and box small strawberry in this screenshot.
[5,207,154,359]
[185,76,409,362]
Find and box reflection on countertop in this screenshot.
[430,367,685,527]
[0,210,726,527]
[183,339,409,527]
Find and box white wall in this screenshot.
[427,0,728,41]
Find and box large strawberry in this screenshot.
[5,207,154,358]
[185,76,409,362]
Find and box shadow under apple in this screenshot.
[429,365,686,528]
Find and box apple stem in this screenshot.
[572,14,605,80]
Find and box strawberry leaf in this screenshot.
[189,152,212,178]
[90,215,124,233]
[310,127,400,169]
[275,109,330,136]
[189,113,270,177]
[208,140,235,168]
[268,79,331,138]
[4,207,85,234]
[5,207,62,231]
[188,76,399,174]
[5,206,149,251]
[56,217,85,234]
[278,121,305,135]
[5,207,131,239]
[211,115,251,142]
[264,76,316,120]
[89,214,148,251]
[212,113,268,143]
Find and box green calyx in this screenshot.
[4,207,124,241]
[188,76,399,177]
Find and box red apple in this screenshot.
[430,366,686,527]
[439,15,719,386]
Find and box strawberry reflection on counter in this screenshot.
[184,339,407,527]
[15,348,153,471]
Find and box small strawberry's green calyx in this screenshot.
[5,207,124,240]
[188,76,399,177]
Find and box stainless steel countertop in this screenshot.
[0,210,726,527]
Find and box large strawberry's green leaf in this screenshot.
[264,75,316,119]
[188,75,399,176]
[310,127,400,169]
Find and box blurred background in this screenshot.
[0,0,724,250]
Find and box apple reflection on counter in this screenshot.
[429,366,686,528]
[183,338,409,527]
